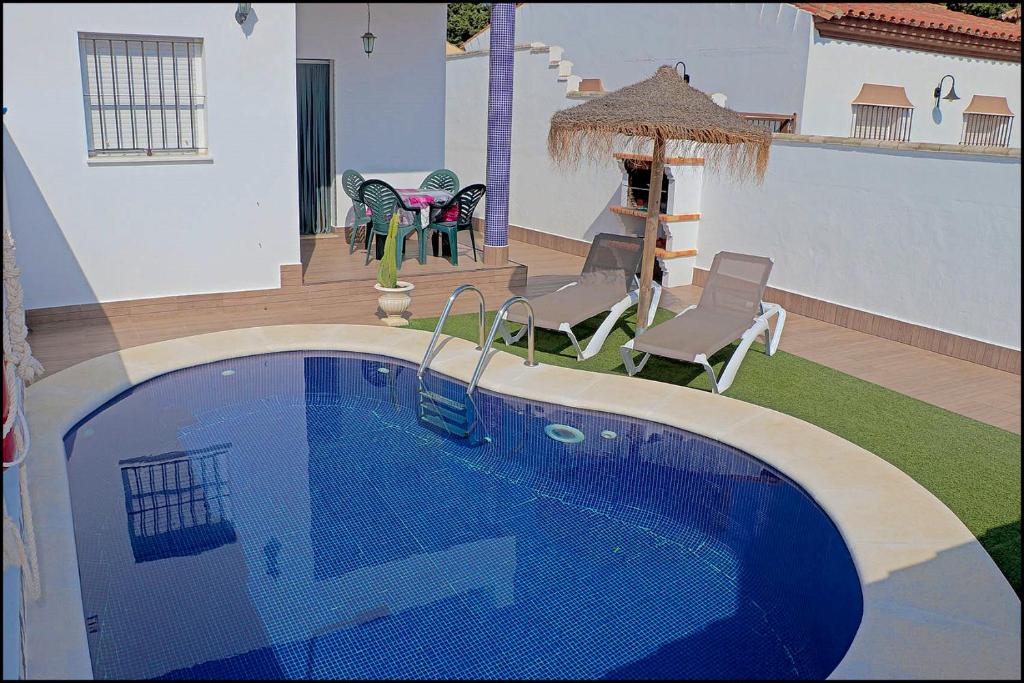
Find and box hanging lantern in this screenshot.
[234,3,252,26]
[362,3,376,58]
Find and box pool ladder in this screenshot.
[416,285,538,439]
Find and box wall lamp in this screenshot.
[234,3,251,25]
[362,3,376,58]
[933,74,960,107]
[674,61,690,83]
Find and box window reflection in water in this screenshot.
[119,443,236,563]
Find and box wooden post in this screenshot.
[636,132,666,333]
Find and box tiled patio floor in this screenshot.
[25,239,1021,433]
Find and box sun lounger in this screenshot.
[500,233,658,360]
[620,251,785,393]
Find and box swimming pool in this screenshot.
[63,350,862,680]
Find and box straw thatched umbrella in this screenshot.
[548,65,771,331]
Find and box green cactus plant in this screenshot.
[376,211,401,289]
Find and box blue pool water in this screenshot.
[63,351,862,680]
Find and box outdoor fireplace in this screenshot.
[622,159,669,214]
[611,152,703,286]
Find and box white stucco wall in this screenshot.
[465,3,813,117]
[3,3,302,309]
[447,49,637,244]
[297,3,447,224]
[466,3,1021,146]
[448,7,1021,350]
[699,140,1021,349]
[802,36,1022,147]
[449,2,816,246]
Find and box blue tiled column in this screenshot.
[484,3,515,264]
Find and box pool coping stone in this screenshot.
[20,324,1021,680]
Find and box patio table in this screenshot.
[395,188,455,258]
[364,188,455,260]
[395,188,452,222]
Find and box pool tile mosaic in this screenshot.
[63,351,862,680]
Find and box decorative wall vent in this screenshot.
[850,84,914,142]
[961,95,1015,147]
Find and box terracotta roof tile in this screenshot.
[793,3,1021,41]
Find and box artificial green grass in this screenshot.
[409,306,1022,594]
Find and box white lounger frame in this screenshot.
[499,280,662,361]
[620,301,786,394]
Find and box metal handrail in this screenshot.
[467,296,538,395]
[418,284,486,379]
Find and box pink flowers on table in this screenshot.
[397,192,433,209]
[362,189,457,224]
[396,189,457,223]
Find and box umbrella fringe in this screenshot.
[548,125,770,183]
[546,66,772,183]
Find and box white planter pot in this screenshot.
[374,281,415,327]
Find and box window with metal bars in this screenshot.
[850,104,913,142]
[79,33,207,156]
[961,114,1014,147]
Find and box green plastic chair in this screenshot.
[419,169,460,194]
[358,180,427,269]
[342,170,373,254]
[426,184,486,265]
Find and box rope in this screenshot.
[3,179,43,460]
[2,465,39,600]
[2,150,44,602]
[3,225,44,385]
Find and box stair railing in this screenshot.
[467,296,538,395]
[418,284,486,380]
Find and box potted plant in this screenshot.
[373,212,415,326]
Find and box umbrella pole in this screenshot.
[636,132,666,333]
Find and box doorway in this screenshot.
[296,60,334,235]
